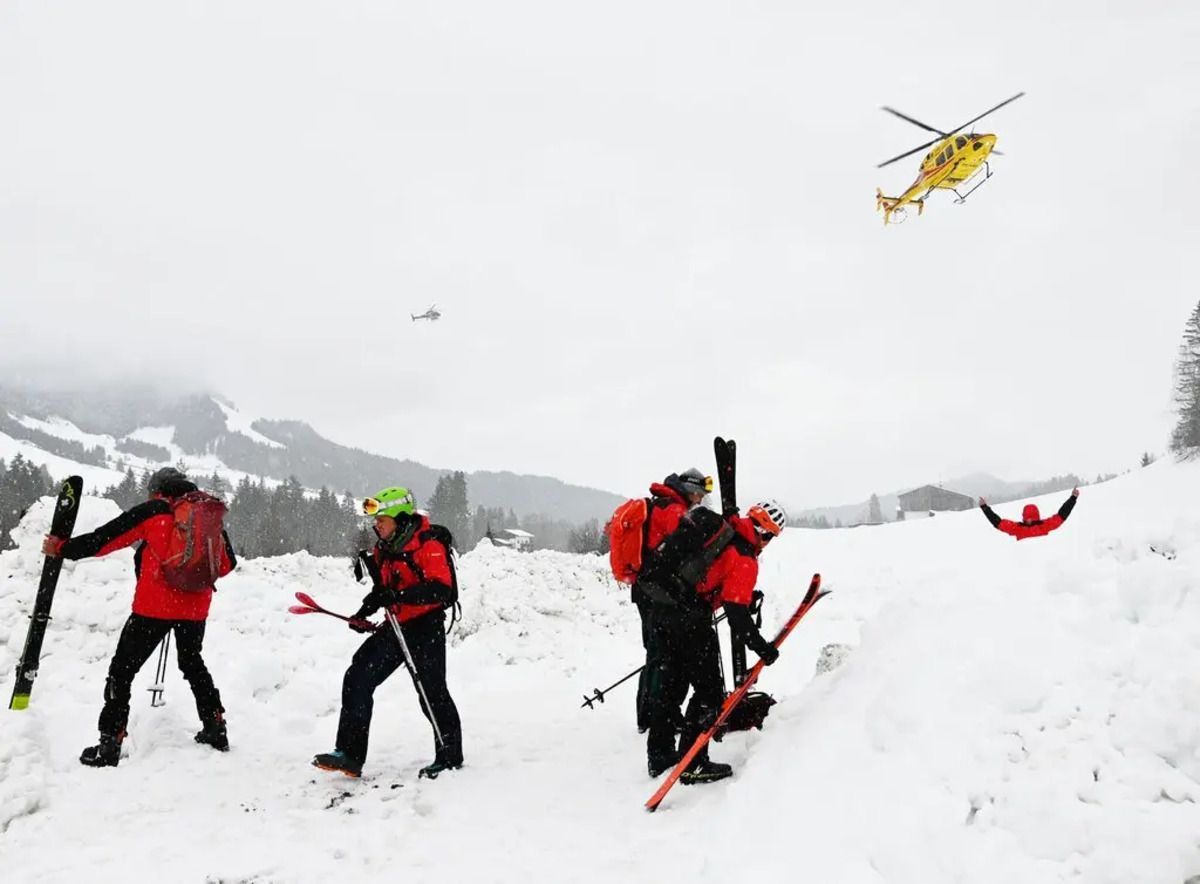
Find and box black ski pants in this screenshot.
[635,595,654,731]
[643,605,724,768]
[99,613,223,739]
[335,611,463,767]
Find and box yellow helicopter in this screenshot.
[875,92,1024,225]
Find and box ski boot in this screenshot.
[312,750,363,778]
[679,758,732,785]
[194,712,229,752]
[418,755,462,780]
[80,735,123,768]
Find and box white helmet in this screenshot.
[747,499,787,536]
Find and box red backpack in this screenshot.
[606,498,651,584]
[160,491,234,591]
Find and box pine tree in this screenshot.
[1170,300,1200,454]
[427,472,470,546]
[868,493,883,524]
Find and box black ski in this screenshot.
[713,436,737,517]
[714,437,749,685]
[9,476,83,711]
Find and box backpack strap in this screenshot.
[677,520,737,590]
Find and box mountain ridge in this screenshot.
[0,383,623,524]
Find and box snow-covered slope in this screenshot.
[0,461,1198,883]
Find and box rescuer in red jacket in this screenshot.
[642,499,785,785]
[312,486,462,780]
[632,468,711,732]
[43,467,236,767]
[979,488,1080,540]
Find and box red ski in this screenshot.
[645,573,828,812]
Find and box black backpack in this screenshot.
[639,506,737,608]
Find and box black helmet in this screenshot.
[148,467,191,497]
[666,468,711,499]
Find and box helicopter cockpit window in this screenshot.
[956,135,968,150]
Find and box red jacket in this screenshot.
[61,498,234,621]
[645,483,689,551]
[374,515,454,624]
[981,494,1078,541]
[695,515,763,608]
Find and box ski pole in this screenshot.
[383,608,446,752]
[582,609,729,709]
[149,632,170,707]
[581,665,644,709]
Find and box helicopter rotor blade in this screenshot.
[876,135,943,169]
[949,92,1025,136]
[880,107,947,136]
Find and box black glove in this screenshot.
[725,602,779,665]
[756,643,779,666]
[348,615,375,634]
[357,584,399,616]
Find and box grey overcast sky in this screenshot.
[1,0,1197,509]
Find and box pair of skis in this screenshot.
[8,477,175,710]
[9,476,84,710]
[645,572,829,812]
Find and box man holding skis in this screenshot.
[312,486,463,779]
[42,467,236,767]
[641,499,787,784]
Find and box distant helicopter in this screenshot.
[875,92,1024,225]
[411,304,441,322]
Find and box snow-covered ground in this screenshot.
[1,461,1198,883]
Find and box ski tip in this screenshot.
[9,694,30,711]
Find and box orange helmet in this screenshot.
[747,499,787,536]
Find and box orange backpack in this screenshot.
[160,491,235,592]
[606,498,652,584]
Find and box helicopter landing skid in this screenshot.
[953,162,992,204]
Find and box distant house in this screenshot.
[897,485,975,516]
[495,528,534,550]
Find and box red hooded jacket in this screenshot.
[981,493,1078,541]
[645,483,690,551]
[60,497,235,621]
[373,514,454,623]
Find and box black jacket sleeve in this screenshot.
[724,602,772,657]
[397,581,455,608]
[980,503,1002,529]
[1057,494,1078,522]
[60,499,170,560]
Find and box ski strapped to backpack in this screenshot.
[158,491,235,592]
[355,524,462,628]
